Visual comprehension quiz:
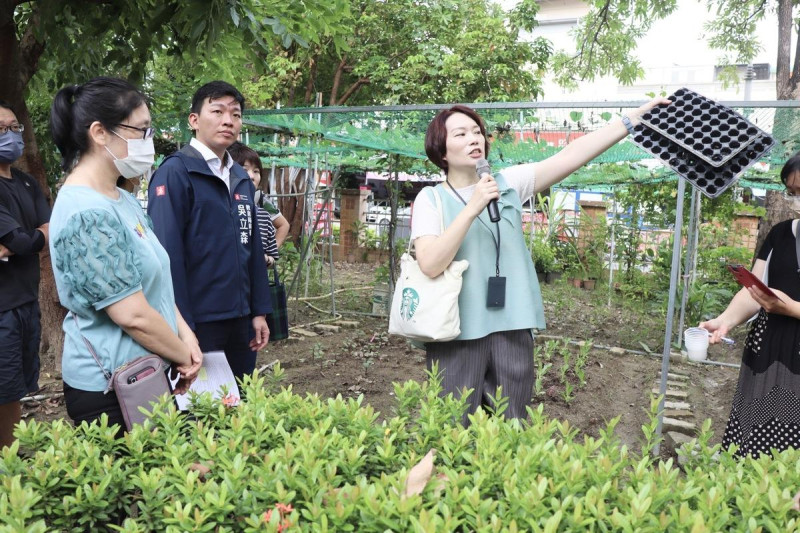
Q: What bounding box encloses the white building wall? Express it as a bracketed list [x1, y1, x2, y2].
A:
[527, 0, 782, 102]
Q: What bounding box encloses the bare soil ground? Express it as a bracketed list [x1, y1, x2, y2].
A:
[27, 261, 742, 457]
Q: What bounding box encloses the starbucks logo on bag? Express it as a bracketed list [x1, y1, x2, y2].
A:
[400, 288, 419, 320]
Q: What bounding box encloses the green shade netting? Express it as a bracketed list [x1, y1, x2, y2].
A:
[156, 103, 800, 191]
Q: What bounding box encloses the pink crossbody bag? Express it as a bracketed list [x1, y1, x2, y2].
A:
[72, 314, 172, 431]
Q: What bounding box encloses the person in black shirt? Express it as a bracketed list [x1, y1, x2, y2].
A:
[0, 100, 50, 448]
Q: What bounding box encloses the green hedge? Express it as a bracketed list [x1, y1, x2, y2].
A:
[2, 366, 799, 532]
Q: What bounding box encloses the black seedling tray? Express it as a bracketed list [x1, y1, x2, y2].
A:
[630, 87, 775, 198]
[640, 88, 767, 167]
[631, 123, 774, 198]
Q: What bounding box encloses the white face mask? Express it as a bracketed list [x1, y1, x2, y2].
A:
[788, 197, 800, 214]
[106, 131, 155, 179]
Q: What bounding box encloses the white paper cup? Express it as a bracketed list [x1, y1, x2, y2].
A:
[684, 327, 709, 362]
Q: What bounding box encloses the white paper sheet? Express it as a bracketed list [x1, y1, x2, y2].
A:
[174, 351, 240, 410]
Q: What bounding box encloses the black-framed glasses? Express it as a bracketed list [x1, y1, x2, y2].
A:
[0, 124, 24, 135]
[116, 123, 155, 139]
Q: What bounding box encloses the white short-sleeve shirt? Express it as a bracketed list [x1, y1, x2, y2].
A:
[410, 163, 537, 240]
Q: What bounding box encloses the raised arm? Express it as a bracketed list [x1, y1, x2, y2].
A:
[533, 98, 671, 194]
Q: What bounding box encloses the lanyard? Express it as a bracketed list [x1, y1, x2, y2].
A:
[445, 180, 501, 277]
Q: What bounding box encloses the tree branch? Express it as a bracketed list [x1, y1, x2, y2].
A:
[584, 0, 611, 75]
[336, 77, 370, 105]
[329, 55, 347, 105]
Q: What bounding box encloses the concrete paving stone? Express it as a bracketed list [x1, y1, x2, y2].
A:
[336, 320, 360, 328]
[659, 371, 690, 380]
[314, 324, 341, 333]
[293, 328, 319, 337]
[652, 380, 688, 389]
[665, 431, 694, 449]
[662, 417, 696, 434]
[651, 388, 688, 399]
[664, 401, 691, 410]
[664, 409, 694, 419]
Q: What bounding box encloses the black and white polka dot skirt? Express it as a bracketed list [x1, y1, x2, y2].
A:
[722, 310, 800, 457]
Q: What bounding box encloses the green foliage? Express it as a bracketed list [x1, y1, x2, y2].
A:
[550, 0, 679, 88]
[616, 269, 661, 304]
[12, 0, 351, 185]
[530, 235, 557, 274]
[269, 0, 552, 106]
[5, 368, 800, 531]
[579, 210, 608, 280]
[684, 281, 737, 325]
[702, 0, 769, 87]
[650, 217, 755, 322]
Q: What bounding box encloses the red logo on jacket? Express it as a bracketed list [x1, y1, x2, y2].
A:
[156, 185, 166, 196]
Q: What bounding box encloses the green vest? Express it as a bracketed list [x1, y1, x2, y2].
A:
[431, 174, 546, 341]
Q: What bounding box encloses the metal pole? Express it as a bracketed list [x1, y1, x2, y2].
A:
[654, 176, 687, 456]
[690, 196, 701, 284]
[608, 189, 617, 308]
[744, 64, 755, 103]
[676, 187, 699, 346]
[302, 93, 323, 299]
[244, 99, 799, 117]
[326, 163, 337, 317]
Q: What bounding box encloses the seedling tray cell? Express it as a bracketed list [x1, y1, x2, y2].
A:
[631, 123, 774, 199]
[640, 87, 768, 168]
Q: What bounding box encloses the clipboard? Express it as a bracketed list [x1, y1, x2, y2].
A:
[727, 264, 783, 302]
[173, 351, 240, 410]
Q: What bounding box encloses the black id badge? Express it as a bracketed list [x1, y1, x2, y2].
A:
[486, 276, 506, 308]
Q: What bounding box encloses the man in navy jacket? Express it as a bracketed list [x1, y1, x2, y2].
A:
[148, 81, 271, 380]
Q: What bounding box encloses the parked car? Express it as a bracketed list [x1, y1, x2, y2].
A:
[366, 204, 412, 238]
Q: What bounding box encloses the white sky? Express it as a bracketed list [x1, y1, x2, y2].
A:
[500, 0, 783, 68]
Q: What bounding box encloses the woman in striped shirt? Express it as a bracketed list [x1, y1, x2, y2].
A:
[229, 143, 280, 265]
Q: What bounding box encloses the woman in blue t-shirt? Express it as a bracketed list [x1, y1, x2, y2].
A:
[48, 77, 203, 433]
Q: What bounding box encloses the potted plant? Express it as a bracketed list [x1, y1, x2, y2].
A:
[581, 251, 603, 290]
[552, 236, 583, 287]
[530, 236, 557, 283]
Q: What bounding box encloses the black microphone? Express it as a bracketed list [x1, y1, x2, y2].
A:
[476, 158, 500, 222]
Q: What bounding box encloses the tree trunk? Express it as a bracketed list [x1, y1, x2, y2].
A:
[756, 190, 794, 260]
[337, 78, 370, 105]
[776, 0, 800, 101]
[304, 54, 318, 105]
[330, 56, 347, 106]
[753, 0, 800, 256]
[274, 167, 305, 247]
[287, 169, 305, 246]
[0, 1, 66, 371]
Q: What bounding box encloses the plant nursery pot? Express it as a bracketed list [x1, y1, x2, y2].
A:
[569, 278, 583, 288]
[371, 283, 390, 317]
[582, 279, 596, 290]
[545, 271, 563, 284]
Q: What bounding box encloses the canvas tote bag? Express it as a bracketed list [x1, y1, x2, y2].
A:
[389, 187, 468, 342]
